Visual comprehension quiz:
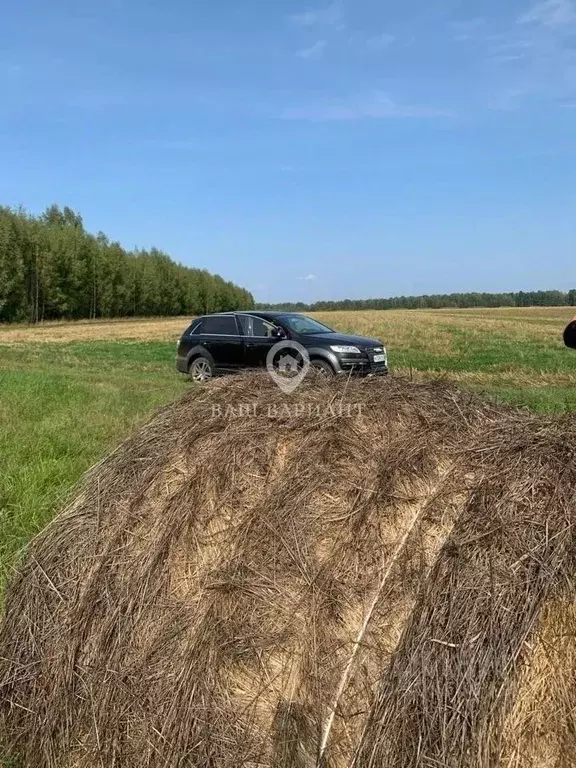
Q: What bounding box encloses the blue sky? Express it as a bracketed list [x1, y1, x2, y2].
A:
[1, 0, 575, 303]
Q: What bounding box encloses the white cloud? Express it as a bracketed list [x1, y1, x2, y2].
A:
[489, 87, 531, 111]
[492, 39, 534, 52]
[348, 32, 395, 51]
[482, 0, 576, 109]
[365, 32, 395, 49]
[450, 17, 486, 40]
[289, 2, 343, 27]
[492, 52, 528, 63]
[283, 92, 453, 121]
[299, 274, 317, 281]
[296, 40, 327, 59]
[519, 0, 576, 27]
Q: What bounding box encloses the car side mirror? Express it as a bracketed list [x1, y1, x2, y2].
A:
[272, 327, 286, 339]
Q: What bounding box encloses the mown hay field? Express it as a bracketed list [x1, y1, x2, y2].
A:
[0, 307, 575, 589]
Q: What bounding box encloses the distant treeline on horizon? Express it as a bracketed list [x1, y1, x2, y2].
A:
[257, 290, 576, 313]
[0, 205, 254, 323]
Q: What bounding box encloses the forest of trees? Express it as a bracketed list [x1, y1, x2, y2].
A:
[257, 289, 576, 313]
[0, 205, 254, 323]
[3, 204, 572, 324]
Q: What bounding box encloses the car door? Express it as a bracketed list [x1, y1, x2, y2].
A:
[238, 315, 283, 368]
[199, 315, 244, 369]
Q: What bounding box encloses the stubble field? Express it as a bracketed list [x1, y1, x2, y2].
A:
[1, 306, 575, 587]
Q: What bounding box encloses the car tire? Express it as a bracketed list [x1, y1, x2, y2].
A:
[310, 358, 335, 377]
[188, 355, 214, 383]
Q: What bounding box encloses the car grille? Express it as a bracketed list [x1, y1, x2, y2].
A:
[366, 347, 387, 369]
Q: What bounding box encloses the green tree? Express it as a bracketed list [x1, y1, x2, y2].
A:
[0, 212, 26, 321]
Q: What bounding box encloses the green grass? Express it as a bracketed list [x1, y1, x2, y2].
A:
[0, 341, 187, 587]
[482, 385, 576, 414]
[389, 326, 576, 413]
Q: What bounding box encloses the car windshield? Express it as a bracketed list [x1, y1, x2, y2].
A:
[279, 315, 334, 335]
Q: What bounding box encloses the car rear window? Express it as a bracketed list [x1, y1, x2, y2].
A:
[201, 316, 239, 335]
[187, 320, 202, 335]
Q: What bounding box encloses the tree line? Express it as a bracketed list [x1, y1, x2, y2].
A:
[0, 205, 254, 323]
[257, 290, 576, 313]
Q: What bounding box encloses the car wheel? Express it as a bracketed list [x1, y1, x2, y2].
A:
[310, 359, 335, 377]
[189, 356, 214, 383]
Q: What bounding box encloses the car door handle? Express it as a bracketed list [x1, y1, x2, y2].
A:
[245, 342, 257, 348]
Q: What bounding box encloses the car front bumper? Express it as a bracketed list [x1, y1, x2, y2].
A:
[336, 358, 389, 377]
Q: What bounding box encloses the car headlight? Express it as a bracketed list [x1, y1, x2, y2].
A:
[330, 345, 362, 354]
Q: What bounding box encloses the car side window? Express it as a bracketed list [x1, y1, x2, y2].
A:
[188, 321, 202, 335]
[238, 316, 277, 337]
[237, 315, 252, 335]
[255, 318, 277, 337]
[201, 316, 239, 335]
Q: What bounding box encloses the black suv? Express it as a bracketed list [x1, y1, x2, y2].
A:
[176, 311, 388, 382]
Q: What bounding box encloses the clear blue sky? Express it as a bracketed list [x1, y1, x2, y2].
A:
[1, 0, 575, 303]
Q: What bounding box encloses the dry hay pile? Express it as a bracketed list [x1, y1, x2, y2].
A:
[1, 374, 576, 768]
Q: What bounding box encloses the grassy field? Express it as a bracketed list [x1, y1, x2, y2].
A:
[1, 307, 575, 588]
